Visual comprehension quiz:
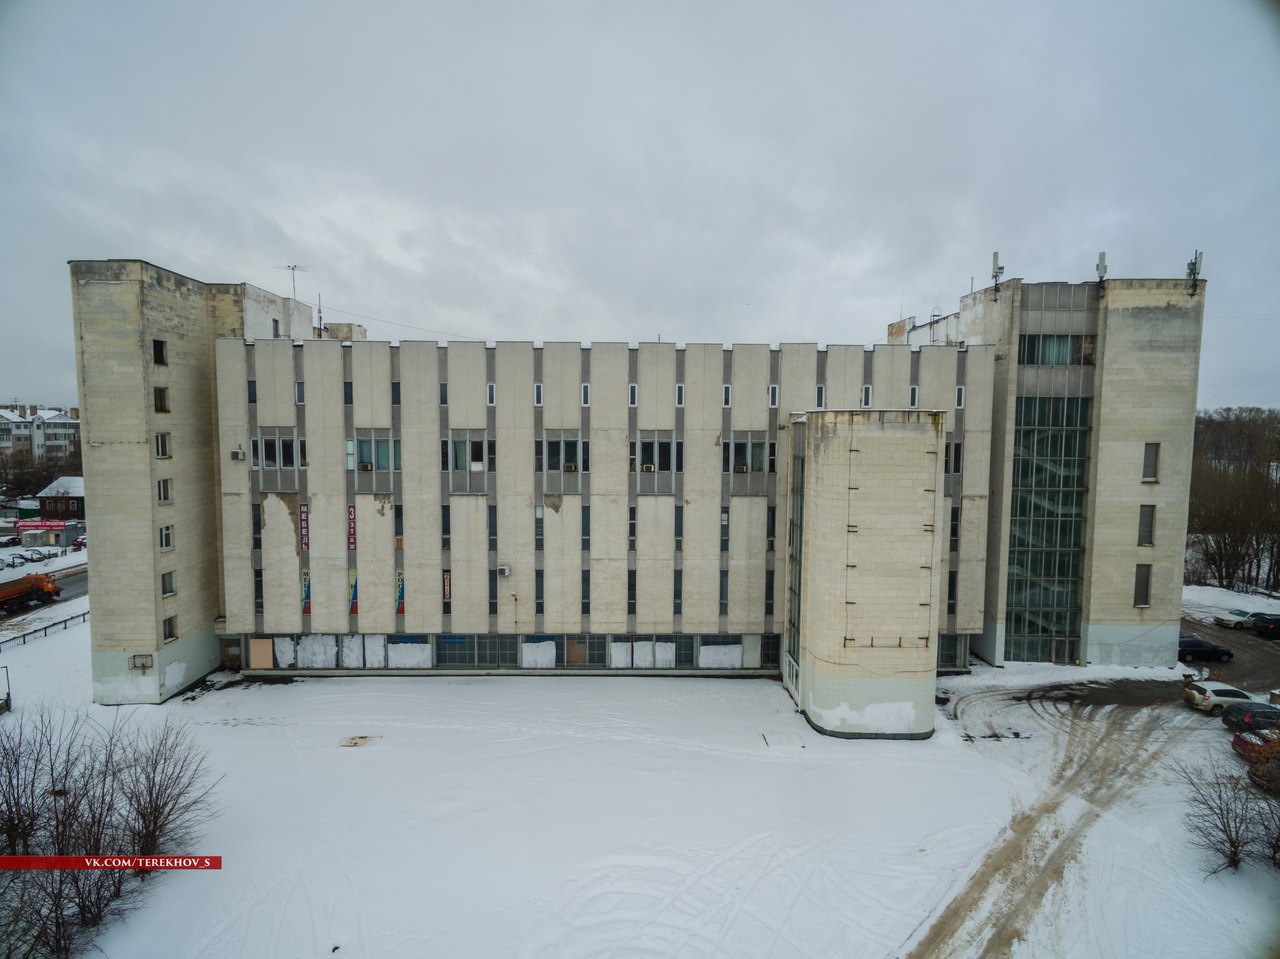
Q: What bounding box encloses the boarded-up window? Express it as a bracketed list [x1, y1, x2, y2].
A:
[1134, 564, 1152, 607]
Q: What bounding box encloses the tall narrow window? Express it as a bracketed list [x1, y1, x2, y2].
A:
[766, 506, 776, 551]
[950, 505, 960, 548]
[251, 503, 261, 550]
[1142, 443, 1160, 481]
[627, 569, 636, 615]
[155, 432, 171, 458]
[534, 382, 543, 406]
[391, 382, 401, 405]
[955, 385, 965, 409]
[535, 506, 544, 551]
[581, 505, 590, 551]
[157, 478, 172, 504]
[487, 383, 496, 406]
[152, 339, 167, 365]
[723, 385, 732, 407]
[764, 569, 774, 616]
[439, 382, 448, 405]
[1138, 505, 1156, 547]
[862, 384, 872, 408]
[816, 384, 825, 409]
[536, 569, 544, 614]
[581, 383, 591, 407]
[909, 385, 919, 408]
[489, 568, 498, 615]
[441, 505, 451, 550]
[673, 569, 683, 615]
[628, 383, 638, 407]
[769, 384, 779, 408]
[674, 505, 683, 551]
[581, 569, 591, 615]
[154, 388, 170, 413]
[247, 381, 256, 404]
[343, 381, 353, 405]
[160, 571, 176, 597]
[394, 504, 404, 539]
[719, 570, 729, 615]
[720, 508, 730, 552]
[159, 525, 174, 551]
[676, 383, 685, 408]
[163, 615, 179, 642]
[1133, 564, 1152, 607]
[628, 506, 636, 551]
[488, 505, 498, 551]
[947, 570, 958, 615]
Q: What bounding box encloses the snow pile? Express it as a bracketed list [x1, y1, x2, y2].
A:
[1184, 584, 1280, 624]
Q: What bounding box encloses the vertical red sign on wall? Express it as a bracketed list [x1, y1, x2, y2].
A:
[347, 504, 357, 550]
[299, 503, 310, 551]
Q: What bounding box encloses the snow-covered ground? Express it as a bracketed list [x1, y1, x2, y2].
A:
[1183, 584, 1280, 625]
[0, 543, 87, 578]
[0, 590, 1276, 958]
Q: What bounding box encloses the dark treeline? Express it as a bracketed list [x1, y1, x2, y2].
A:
[0, 450, 82, 499]
[1186, 407, 1280, 593]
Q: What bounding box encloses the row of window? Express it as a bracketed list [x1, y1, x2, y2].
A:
[240, 378, 966, 412]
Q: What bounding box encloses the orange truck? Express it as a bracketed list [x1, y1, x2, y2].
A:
[0, 573, 61, 615]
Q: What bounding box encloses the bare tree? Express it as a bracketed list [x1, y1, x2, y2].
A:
[1249, 794, 1280, 870]
[1174, 758, 1256, 874]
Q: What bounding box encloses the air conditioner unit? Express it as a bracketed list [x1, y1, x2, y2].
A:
[734, 464, 749, 473]
[563, 463, 577, 473]
[230, 449, 245, 461]
[641, 464, 656, 472]
[497, 565, 511, 577]
[358, 463, 373, 471]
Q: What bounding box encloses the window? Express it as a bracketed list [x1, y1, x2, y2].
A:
[719, 570, 729, 615]
[581, 569, 591, 615]
[673, 569, 682, 615]
[441, 505, 451, 550]
[1138, 505, 1156, 547]
[628, 506, 636, 551]
[723, 384, 732, 407]
[443, 571, 452, 616]
[488, 504, 498, 551]
[160, 571, 176, 597]
[720, 507, 730, 552]
[272, 318, 281, 338]
[534, 506, 544, 551]
[539, 433, 589, 475]
[290, 381, 302, 404]
[536, 569, 545, 614]
[487, 382, 496, 406]
[253, 569, 264, 614]
[157, 478, 172, 504]
[947, 570, 958, 615]
[862, 384, 872, 408]
[909, 385, 919, 409]
[1017, 334, 1096, 366]
[581, 505, 590, 551]
[581, 383, 591, 407]
[154, 387, 170, 413]
[155, 432, 171, 459]
[159, 525, 174, 551]
[343, 381, 353, 405]
[950, 505, 960, 548]
[631, 432, 680, 476]
[956, 385, 965, 409]
[769, 384, 779, 408]
[766, 506, 776, 552]
[489, 569, 498, 616]
[394, 504, 404, 539]
[723, 432, 769, 474]
[676, 383, 685, 408]
[628, 383, 638, 407]
[439, 382, 448, 405]
[1142, 443, 1160, 482]
[534, 382, 543, 407]
[1134, 564, 1152, 607]
[674, 505, 683, 552]
[251, 504, 261, 550]
[816, 384, 825, 409]
[765, 569, 775, 616]
[246, 381, 257, 404]
[627, 569, 636, 615]
[945, 441, 963, 475]
[153, 339, 167, 365]
[391, 381, 400, 405]
[163, 615, 178, 643]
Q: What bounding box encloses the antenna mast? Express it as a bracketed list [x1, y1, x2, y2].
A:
[278, 264, 307, 300]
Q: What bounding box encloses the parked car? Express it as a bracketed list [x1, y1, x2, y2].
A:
[1183, 680, 1259, 716]
[72, 536, 86, 550]
[1178, 635, 1233, 663]
[1231, 730, 1280, 764]
[1254, 616, 1280, 640]
[0, 536, 20, 547]
[20, 550, 49, 563]
[1222, 701, 1280, 732]
[1248, 761, 1280, 798]
[1214, 608, 1265, 630]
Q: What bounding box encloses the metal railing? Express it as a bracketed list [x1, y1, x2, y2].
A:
[0, 610, 90, 652]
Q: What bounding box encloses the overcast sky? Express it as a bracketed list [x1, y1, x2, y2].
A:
[2, 0, 1277, 410]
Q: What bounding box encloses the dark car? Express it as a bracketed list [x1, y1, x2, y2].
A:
[1253, 615, 1280, 640]
[1178, 635, 1234, 663]
[0, 536, 20, 547]
[1222, 701, 1280, 733]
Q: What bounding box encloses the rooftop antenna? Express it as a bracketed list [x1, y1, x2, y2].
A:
[1186, 249, 1203, 295]
[277, 264, 307, 300]
[992, 252, 1005, 301]
[317, 292, 324, 336]
[1096, 252, 1107, 297]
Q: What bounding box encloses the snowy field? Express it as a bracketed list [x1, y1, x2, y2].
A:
[1, 592, 1278, 958]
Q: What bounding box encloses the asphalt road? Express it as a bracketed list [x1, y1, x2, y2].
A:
[56, 570, 87, 603]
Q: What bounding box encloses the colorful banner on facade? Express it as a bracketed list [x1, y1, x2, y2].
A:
[348, 569, 358, 614]
[443, 570, 451, 601]
[347, 504, 357, 550]
[299, 503, 309, 551]
[301, 568, 311, 614]
[16, 520, 67, 530]
[396, 568, 404, 615]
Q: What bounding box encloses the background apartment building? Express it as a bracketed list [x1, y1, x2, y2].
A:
[71, 260, 1204, 740]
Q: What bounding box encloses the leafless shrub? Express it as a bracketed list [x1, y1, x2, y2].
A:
[0, 704, 219, 958]
[1173, 758, 1256, 874]
[1249, 794, 1280, 870]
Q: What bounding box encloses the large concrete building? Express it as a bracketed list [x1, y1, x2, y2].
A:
[71, 260, 1205, 739]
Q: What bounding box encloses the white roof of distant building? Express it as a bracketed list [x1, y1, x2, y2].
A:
[36, 476, 84, 498]
[0, 410, 23, 423]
